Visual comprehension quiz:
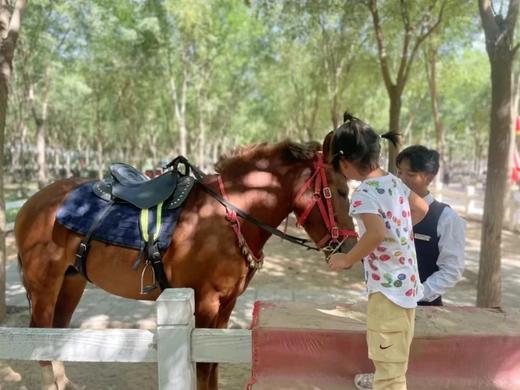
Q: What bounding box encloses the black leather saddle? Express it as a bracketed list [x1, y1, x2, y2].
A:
[93, 162, 195, 209]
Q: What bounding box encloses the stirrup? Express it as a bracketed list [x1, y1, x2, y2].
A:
[140, 260, 157, 294]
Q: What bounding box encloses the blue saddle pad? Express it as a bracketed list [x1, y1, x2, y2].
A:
[56, 181, 182, 251]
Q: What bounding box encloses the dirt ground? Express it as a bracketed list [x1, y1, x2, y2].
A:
[1, 215, 519, 390]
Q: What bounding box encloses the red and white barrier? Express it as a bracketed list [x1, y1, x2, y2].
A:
[247, 302, 520, 390]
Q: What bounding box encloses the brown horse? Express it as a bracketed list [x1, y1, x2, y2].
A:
[15, 135, 357, 390]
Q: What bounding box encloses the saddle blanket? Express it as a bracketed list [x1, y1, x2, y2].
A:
[56, 181, 182, 251]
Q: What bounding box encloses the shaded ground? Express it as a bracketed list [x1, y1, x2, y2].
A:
[1, 211, 519, 389]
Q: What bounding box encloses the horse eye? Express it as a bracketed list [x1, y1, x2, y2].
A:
[337, 189, 347, 198]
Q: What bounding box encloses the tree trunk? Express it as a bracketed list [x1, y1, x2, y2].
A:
[513, 73, 520, 165]
[388, 88, 402, 174]
[0, 51, 7, 325]
[65, 152, 71, 177]
[149, 130, 158, 166]
[170, 72, 188, 157]
[212, 139, 219, 170]
[96, 135, 104, 180]
[0, 0, 27, 323]
[197, 115, 205, 168]
[425, 47, 445, 188]
[19, 122, 27, 194]
[196, 86, 206, 168]
[477, 0, 519, 308]
[30, 67, 51, 189]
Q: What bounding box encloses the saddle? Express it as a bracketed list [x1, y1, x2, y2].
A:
[75, 156, 198, 293]
[93, 162, 195, 210]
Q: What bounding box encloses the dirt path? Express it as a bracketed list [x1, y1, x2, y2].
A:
[1, 216, 519, 389]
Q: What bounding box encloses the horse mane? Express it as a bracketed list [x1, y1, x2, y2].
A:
[215, 140, 321, 173]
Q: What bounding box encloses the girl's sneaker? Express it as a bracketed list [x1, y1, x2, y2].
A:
[354, 373, 374, 390]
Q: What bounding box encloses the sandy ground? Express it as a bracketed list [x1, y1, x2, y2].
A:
[1, 211, 519, 389]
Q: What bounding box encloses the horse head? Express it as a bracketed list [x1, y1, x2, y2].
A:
[289, 131, 358, 260]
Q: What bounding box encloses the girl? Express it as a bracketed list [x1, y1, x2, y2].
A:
[328, 113, 428, 390]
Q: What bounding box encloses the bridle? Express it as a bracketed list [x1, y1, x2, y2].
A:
[293, 151, 358, 261]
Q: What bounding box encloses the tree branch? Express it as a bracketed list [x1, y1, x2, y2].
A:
[368, 0, 395, 90]
[506, 0, 520, 34]
[479, 0, 499, 45]
[512, 42, 520, 57]
[396, 0, 413, 88]
[402, 0, 446, 87]
[5, 0, 26, 52]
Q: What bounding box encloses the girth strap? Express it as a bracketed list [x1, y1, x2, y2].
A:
[75, 201, 115, 282]
[139, 203, 170, 291]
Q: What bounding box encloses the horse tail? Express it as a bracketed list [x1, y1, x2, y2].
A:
[17, 253, 32, 313]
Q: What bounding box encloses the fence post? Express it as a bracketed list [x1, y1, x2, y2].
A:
[510, 189, 520, 231]
[156, 288, 196, 390]
[465, 185, 475, 216]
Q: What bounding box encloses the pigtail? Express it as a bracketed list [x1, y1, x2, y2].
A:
[380, 131, 401, 148]
[343, 112, 355, 123]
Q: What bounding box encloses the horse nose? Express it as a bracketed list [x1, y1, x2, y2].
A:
[339, 237, 357, 253]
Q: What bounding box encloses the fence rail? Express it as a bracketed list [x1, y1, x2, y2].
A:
[432, 184, 520, 231]
[0, 289, 250, 389]
[0, 327, 252, 364]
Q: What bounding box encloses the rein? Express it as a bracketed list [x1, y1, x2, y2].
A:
[200, 176, 319, 251]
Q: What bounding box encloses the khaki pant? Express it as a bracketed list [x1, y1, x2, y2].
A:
[366, 292, 415, 390]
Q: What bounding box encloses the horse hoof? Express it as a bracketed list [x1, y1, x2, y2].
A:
[41, 365, 58, 390]
[41, 383, 59, 390]
[55, 375, 82, 390]
[59, 380, 83, 390]
[0, 366, 22, 382]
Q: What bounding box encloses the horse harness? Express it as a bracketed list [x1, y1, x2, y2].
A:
[74, 154, 357, 294]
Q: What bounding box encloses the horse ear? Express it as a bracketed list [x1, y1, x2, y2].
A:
[322, 131, 334, 163]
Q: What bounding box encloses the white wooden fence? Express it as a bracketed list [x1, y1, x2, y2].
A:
[0, 289, 252, 389]
[432, 184, 520, 231]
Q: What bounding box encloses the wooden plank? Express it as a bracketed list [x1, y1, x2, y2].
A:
[0, 328, 156, 362]
[0, 327, 253, 364]
[157, 324, 196, 390]
[156, 288, 195, 326]
[192, 329, 252, 363]
[156, 289, 196, 390]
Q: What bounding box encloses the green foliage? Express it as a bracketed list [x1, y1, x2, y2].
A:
[6, 0, 491, 168]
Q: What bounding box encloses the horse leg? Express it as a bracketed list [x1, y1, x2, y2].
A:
[51, 270, 87, 390]
[194, 294, 222, 390]
[21, 245, 69, 390]
[196, 295, 239, 390]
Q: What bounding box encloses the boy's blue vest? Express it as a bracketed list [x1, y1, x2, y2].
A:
[413, 200, 448, 306]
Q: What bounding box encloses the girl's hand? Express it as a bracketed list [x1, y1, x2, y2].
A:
[328, 253, 353, 271]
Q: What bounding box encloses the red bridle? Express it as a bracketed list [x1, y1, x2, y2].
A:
[294, 152, 358, 248]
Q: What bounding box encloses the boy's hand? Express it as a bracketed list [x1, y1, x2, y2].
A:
[328, 253, 353, 271]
